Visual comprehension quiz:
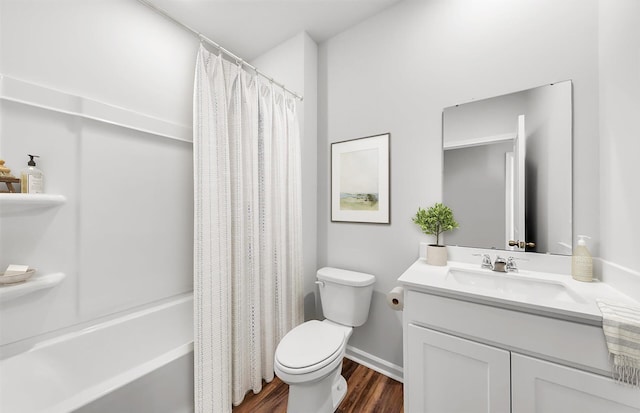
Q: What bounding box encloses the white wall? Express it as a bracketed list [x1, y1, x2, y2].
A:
[598, 0, 640, 275]
[251, 32, 319, 320]
[0, 0, 196, 350]
[318, 0, 600, 368]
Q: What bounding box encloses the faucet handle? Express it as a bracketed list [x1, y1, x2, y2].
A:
[506, 257, 519, 272]
[478, 253, 493, 269]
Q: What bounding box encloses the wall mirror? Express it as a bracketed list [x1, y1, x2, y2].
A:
[442, 81, 572, 255]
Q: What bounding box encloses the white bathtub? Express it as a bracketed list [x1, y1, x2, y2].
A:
[0, 294, 194, 413]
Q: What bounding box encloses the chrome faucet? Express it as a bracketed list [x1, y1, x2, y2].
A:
[477, 253, 521, 273]
[493, 256, 507, 272]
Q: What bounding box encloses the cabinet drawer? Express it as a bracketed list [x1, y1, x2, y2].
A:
[404, 290, 611, 375]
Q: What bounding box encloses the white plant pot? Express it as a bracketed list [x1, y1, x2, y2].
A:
[426, 244, 448, 266]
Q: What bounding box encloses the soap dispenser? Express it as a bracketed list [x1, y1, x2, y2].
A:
[20, 154, 44, 194]
[571, 235, 593, 282]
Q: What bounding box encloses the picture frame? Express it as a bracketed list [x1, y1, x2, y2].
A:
[331, 133, 390, 224]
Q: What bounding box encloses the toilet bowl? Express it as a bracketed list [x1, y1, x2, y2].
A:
[274, 320, 351, 412]
[274, 267, 375, 413]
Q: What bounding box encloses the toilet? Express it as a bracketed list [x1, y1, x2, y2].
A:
[274, 267, 376, 413]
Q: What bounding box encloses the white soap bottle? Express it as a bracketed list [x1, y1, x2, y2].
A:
[20, 154, 44, 194]
[571, 235, 593, 282]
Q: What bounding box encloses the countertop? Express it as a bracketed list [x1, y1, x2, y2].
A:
[398, 258, 639, 326]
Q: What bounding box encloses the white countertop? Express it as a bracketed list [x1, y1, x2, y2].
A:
[398, 258, 639, 326]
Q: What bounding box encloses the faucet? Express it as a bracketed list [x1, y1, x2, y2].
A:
[493, 256, 507, 272]
[477, 253, 520, 273]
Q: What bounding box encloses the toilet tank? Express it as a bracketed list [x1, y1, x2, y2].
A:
[316, 267, 375, 327]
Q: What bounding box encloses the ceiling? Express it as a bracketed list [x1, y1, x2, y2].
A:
[144, 0, 403, 61]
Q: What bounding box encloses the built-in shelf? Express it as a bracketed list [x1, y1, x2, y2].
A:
[0, 193, 67, 215]
[0, 194, 67, 302]
[0, 272, 66, 301]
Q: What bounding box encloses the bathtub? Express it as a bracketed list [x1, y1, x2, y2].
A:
[0, 294, 194, 413]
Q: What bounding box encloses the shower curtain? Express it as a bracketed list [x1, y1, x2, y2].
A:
[193, 44, 304, 412]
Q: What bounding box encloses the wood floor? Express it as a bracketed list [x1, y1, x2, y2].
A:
[232, 358, 404, 413]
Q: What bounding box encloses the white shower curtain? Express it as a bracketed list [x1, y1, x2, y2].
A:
[193, 44, 304, 412]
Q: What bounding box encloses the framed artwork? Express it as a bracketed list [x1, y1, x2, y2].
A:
[331, 133, 390, 224]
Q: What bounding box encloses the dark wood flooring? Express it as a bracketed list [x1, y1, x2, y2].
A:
[232, 358, 404, 413]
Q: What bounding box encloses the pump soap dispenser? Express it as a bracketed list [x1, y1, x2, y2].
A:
[20, 154, 44, 194]
[571, 235, 593, 282]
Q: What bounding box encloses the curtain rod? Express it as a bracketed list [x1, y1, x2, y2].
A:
[136, 0, 304, 101]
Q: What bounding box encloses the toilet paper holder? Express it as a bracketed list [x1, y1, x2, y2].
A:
[386, 286, 404, 311]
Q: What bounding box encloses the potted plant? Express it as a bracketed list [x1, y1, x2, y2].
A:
[412, 203, 459, 266]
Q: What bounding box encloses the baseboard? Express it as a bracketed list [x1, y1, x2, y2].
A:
[345, 345, 403, 383]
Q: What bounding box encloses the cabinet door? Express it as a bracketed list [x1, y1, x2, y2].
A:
[406, 324, 511, 413]
[512, 353, 640, 413]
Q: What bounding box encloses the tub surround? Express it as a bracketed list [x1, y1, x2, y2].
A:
[0, 0, 195, 353]
[0, 294, 193, 413]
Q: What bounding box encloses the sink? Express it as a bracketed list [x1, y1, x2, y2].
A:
[446, 268, 586, 304]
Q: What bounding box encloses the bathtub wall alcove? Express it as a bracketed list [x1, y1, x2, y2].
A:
[0, 1, 197, 411]
[0, 295, 194, 413]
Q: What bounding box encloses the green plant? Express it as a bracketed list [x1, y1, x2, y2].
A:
[412, 203, 459, 246]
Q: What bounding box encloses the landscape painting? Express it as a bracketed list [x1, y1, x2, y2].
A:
[340, 148, 379, 211]
[331, 133, 390, 224]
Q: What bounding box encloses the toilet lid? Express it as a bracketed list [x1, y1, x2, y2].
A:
[275, 320, 345, 370]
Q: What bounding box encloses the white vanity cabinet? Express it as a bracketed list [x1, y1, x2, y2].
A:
[512, 353, 640, 413]
[406, 324, 510, 412]
[401, 288, 640, 413]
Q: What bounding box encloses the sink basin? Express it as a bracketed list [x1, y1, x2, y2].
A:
[446, 268, 586, 304]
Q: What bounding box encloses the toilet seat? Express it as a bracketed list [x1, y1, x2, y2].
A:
[275, 320, 346, 375]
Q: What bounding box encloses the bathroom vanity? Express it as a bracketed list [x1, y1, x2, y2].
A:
[398, 252, 640, 413]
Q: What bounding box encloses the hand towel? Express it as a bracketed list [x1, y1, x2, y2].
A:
[596, 299, 640, 387]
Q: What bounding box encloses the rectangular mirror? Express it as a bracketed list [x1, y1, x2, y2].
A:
[443, 81, 572, 255]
